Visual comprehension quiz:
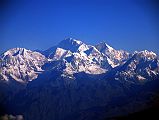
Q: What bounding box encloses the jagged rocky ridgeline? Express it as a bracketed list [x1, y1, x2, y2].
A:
[0, 38, 158, 83]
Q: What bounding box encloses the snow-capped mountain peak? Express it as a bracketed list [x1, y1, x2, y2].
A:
[95, 42, 130, 67]
[0, 48, 46, 82]
[65, 37, 83, 45]
[95, 42, 114, 52]
[58, 38, 83, 51]
[43, 39, 111, 75]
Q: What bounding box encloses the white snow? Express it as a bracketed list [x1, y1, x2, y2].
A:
[137, 75, 146, 81]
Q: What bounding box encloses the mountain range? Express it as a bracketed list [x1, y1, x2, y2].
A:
[0, 38, 159, 120]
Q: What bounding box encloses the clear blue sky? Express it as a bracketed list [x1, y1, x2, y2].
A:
[0, 0, 159, 54]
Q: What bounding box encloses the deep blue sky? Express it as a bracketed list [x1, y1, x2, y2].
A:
[0, 0, 159, 54]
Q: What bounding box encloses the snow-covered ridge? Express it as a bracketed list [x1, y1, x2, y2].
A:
[133, 50, 157, 60]
[0, 48, 46, 83]
[95, 42, 130, 67]
[114, 49, 159, 83]
[0, 38, 158, 83]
